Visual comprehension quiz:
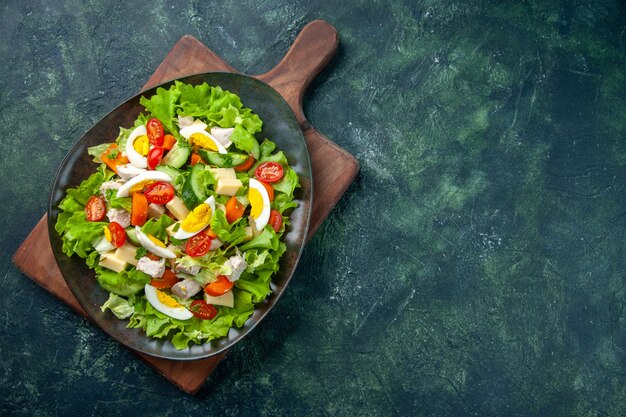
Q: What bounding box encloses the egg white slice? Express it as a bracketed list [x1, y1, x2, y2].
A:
[180, 124, 228, 154]
[144, 284, 193, 320]
[116, 171, 173, 198]
[125, 125, 148, 168]
[248, 178, 271, 230]
[173, 196, 216, 240]
[135, 226, 177, 259]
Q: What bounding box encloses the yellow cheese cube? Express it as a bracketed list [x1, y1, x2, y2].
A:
[99, 252, 128, 273]
[210, 168, 236, 180]
[166, 196, 190, 220]
[215, 178, 242, 196]
[114, 241, 139, 266]
[204, 290, 234, 307]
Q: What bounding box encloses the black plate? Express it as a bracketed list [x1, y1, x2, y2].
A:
[47, 73, 312, 360]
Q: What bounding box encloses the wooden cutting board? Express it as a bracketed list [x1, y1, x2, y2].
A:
[12, 20, 358, 394]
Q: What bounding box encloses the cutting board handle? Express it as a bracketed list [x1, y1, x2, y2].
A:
[255, 20, 339, 128]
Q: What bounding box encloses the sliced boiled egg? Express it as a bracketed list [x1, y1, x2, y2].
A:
[125, 125, 149, 168]
[135, 226, 176, 259]
[144, 284, 193, 320]
[248, 178, 271, 230]
[173, 196, 216, 240]
[180, 123, 228, 154]
[116, 171, 173, 198]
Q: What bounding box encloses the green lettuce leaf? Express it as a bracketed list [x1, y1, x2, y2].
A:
[140, 86, 181, 134]
[272, 167, 300, 198]
[235, 270, 273, 303]
[101, 293, 135, 319]
[56, 211, 106, 258]
[95, 267, 151, 297]
[239, 228, 279, 251]
[274, 193, 298, 214]
[140, 214, 174, 242]
[128, 289, 255, 350]
[243, 249, 271, 272]
[210, 210, 248, 244]
[259, 150, 288, 165]
[175, 82, 262, 134]
[65, 165, 114, 205]
[259, 139, 276, 157]
[105, 189, 131, 212]
[229, 125, 260, 159]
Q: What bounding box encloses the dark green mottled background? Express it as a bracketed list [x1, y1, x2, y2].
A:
[1, 1, 625, 416]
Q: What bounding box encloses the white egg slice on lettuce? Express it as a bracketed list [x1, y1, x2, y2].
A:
[135, 226, 177, 259]
[180, 123, 229, 154]
[144, 284, 193, 320]
[125, 125, 149, 168]
[248, 178, 271, 230]
[116, 171, 173, 198]
[173, 196, 216, 240]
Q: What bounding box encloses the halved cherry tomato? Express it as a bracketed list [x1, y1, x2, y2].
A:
[186, 231, 213, 257]
[150, 268, 180, 289]
[85, 195, 106, 222]
[189, 300, 218, 320]
[255, 162, 284, 183]
[190, 152, 205, 166]
[234, 155, 255, 172]
[260, 181, 274, 202]
[162, 134, 176, 151]
[225, 196, 245, 223]
[144, 181, 175, 205]
[204, 275, 233, 296]
[131, 192, 148, 226]
[146, 118, 164, 147]
[101, 143, 129, 173]
[108, 222, 126, 248]
[147, 147, 164, 170]
[269, 210, 282, 232]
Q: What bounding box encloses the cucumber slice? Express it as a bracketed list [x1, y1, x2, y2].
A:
[125, 228, 141, 246]
[181, 164, 215, 209]
[197, 149, 248, 168]
[162, 141, 190, 168]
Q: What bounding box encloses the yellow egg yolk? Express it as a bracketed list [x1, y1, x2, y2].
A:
[156, 289, 183, 308]
[103, 226, 112, 242]
[129, 180, 155, 194]
[181, 203, 212, 232]
[133, 135, 150, 155]
[147, 234, 166, 248]
[249, 188, 263, 218]
[189, 132, 218, 151]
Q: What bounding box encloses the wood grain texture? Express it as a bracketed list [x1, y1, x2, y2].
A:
[13, 20, 357, 394]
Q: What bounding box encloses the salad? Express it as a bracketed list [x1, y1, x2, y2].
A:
[55, 81, 300, 350]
